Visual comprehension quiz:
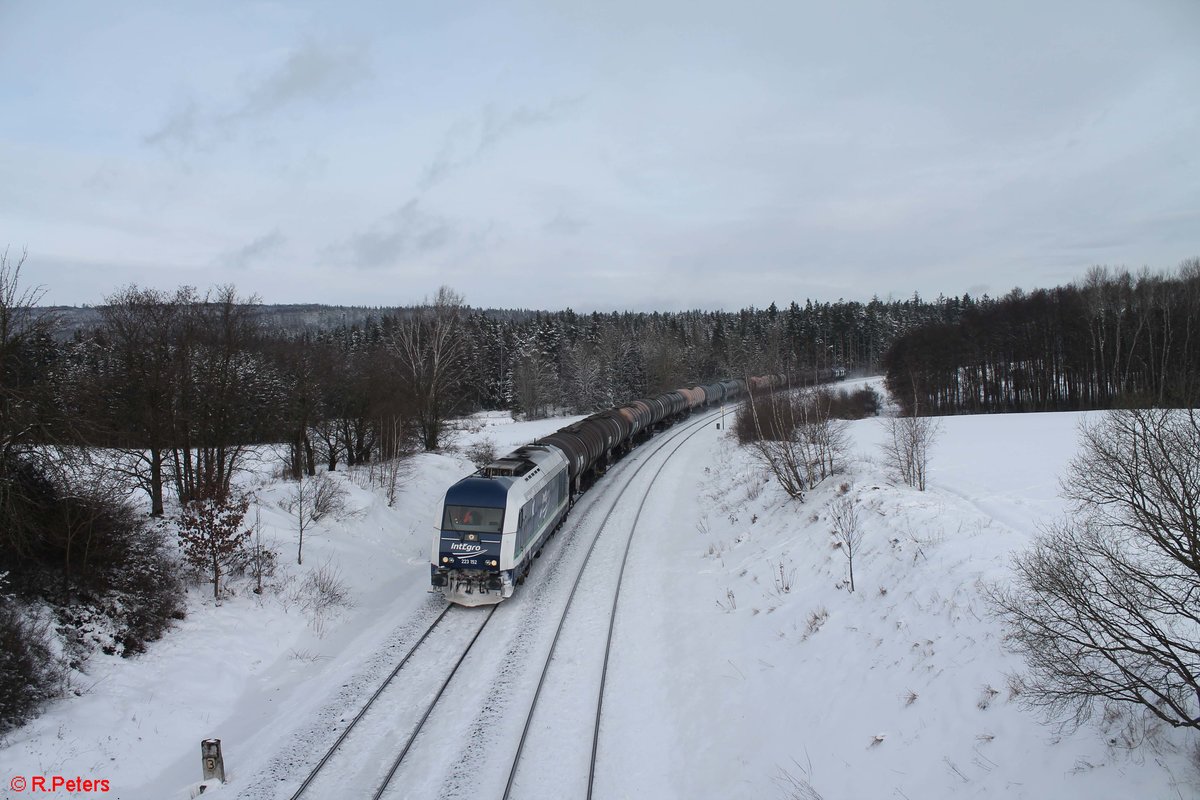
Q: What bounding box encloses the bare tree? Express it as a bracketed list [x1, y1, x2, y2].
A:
[510, 351, 560, 419]
[171, 286, 279, 502]
[283, 472, 347, 564]
[0, 248, 59, 559]
[245, 506, 276, 595]
[388, 286, 468, 451]
[740, 385, 848, 501]
[465, 437, 498, 470]
[805, 391, 850, 483]
[0, 248, 51, 461]
[743, 387, 809, 500]
[880, 412, 939, 491]
[97, 285, 190, 515]
[990, 408, 1200, 732]
[289, 472, 311, 566]
[830, 494, 864, 592]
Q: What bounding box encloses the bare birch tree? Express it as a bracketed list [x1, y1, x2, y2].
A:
[389, 286, 467, 451]
[830, 494, 864, 592]
[880, 412, 939, 491]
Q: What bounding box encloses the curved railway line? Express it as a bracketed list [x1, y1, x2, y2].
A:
[281, 405, 730, 800]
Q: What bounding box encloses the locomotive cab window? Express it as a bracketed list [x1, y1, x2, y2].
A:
[444, 505, 504, 532]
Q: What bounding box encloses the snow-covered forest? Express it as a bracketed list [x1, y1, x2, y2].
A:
[885, 262, 1200, 414]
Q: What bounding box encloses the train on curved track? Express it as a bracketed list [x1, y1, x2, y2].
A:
[430, 375, 794, 606]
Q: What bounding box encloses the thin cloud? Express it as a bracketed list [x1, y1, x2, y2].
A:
[144, 99, 204, 151]
[543, 210, 587, 235]
[144, 39, 369, 152]
[332, 199, 456, 269]
[419, 96, 582, 191]
[227, 39, 370, 122]
[223, 230, 285, 270]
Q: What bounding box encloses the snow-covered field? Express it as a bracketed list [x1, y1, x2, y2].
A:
[1, 386, 1195, 799]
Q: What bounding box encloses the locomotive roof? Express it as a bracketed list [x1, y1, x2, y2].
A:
[481, 444, 559, 478]
[443, 444, 565, 508]
[444, 476, 511, 507]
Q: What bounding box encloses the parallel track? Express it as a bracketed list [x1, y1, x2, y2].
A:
[287, 604, 496, 800]
[287, 404, 730, 800]
[502, 405, 728, 800]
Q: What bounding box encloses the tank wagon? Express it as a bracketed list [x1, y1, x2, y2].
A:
[431, 374, 786, 605]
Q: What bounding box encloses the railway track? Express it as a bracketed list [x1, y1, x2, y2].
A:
[501, 405, 726, 800]
[285, 604, 496, 800]
[280, 405, 729, 800]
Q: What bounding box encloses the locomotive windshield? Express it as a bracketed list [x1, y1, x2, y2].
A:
[443, 505, 504, 533]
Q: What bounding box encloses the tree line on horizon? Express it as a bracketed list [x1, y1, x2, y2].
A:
[36, 283, 947, 511]
[884, 260, 1200, 414]
[5, 250, 1197, 519]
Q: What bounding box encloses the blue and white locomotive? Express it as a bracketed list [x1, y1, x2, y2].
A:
[431, 444, 570, 606]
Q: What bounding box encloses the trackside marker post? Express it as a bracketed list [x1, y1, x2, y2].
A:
[201, 739, 225, 783]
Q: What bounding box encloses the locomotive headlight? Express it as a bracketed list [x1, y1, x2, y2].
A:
[489, 559, 498, 567]
[465, 533, 478, 542]
[442, 556, 451, 564]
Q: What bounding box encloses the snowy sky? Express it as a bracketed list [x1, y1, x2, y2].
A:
[3, 0, 1198, 311]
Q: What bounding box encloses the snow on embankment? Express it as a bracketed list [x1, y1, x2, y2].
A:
[639, 409, 1195, 799]
[0, 412, 578, 800]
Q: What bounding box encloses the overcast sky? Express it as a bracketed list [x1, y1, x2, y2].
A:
[2, 1, 1197, 311]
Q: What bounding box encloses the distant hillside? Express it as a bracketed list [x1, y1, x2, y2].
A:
[36, 303, 551, 339]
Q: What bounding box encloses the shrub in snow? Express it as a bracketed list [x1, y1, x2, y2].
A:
[803, 607, 829, 639]
[465, 437, 499, 470]
[292, 561, 353, 635]
[736, 389, 848, 500]
[716, 588, 736, 612]
[0, 594, 62, 733]
[772, 560, 796, 595]
[228, 508, 277, 596]
[353, 453, 413, 508]
[100, 521, 185, 655]
[772, 761, 824, 800]
[281, 472, 349, 564]
[977, 685, 1000, 710]
[807, 385, 882, 421]
[178, 490, 253, 600]
[879, 414, 939, 491]
[0, 452, 184, 662]
[307, 473, 348, 522]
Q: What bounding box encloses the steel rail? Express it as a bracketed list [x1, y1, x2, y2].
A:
[372, 605, 498, 799]
[502, 406, 728, 800]
[287, 603, 454, 800]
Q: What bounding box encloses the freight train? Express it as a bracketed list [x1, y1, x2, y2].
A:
[431, 377, 784, 606]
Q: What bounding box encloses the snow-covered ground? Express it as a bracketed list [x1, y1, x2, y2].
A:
[1, 387, 1196, 799]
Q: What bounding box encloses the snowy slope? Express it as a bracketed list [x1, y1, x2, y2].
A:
[605, 405, 1194, 799]
[1, 396, 1195, 800]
